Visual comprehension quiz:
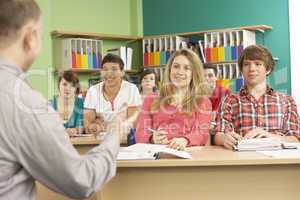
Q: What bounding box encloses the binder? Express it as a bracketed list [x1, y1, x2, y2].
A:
[148, 39, 155, 66]
[204, 33, 212, 62]
[153, 38, 160, 66]
[235, 77, 244, 91]
[97, 40, 103, 68]
[224, 32, 232, 61]
[211, 32, 218, 62]
[143, 39, 149, 66]
[230, 32, 238, 60]
[71, 39, 76, 68]
[81, 39, 88, 68]
[217, 32, 225, 61]
[198, 40, 206, 63]
[92, 40, 98, 68]
[126, 47, 133, 70]
[76, 39, 82, 68]
[165, 36, 171, 63]
[86, 40, 93, 69]
[159, 37, 167, 65]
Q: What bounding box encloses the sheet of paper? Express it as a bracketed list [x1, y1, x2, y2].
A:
[257, 149, 300, 158]
[120, 143, 192, 159]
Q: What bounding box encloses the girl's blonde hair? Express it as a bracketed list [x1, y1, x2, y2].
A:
[151, 49, 209, 114]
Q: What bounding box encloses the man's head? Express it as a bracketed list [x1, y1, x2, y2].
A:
[203, 64, 218, 89]
[0, 0, 42, 71]
[238, 45, 275, 87]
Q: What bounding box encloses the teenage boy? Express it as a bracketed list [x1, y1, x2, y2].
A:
[213, 45, 300, 150]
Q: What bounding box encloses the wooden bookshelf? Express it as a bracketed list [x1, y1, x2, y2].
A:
[52, 30, 142, 41]
[53, 68, 141, 74]
[143, 25, 272, 39]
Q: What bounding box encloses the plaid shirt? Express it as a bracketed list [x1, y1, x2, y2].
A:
[214, 86, 300, 137]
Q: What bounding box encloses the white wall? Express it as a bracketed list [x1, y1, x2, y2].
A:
[289, 0, 300, 107]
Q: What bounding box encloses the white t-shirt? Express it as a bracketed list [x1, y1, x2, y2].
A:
[84, 80, 142, 122]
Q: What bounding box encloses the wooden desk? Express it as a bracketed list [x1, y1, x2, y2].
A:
[38, 139, 300, 200]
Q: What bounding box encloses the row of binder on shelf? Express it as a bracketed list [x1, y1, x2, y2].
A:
[106, 46, 133, 70]
[204, 30, 256, 63]
[213, 62, 244, 93]
[217, 78, 244, 93]
[143, 36, 202, 67]
[54, 38, 103, 69]
[145, 64, 244, 93]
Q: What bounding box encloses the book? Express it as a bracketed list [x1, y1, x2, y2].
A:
[234, 138, 283, 151]
[117, 143, 192, 160]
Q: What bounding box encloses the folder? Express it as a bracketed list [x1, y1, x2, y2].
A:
[159, 37, 166, 65]
[148, 39, 155, 66]
[230, 32, 237, 60]
[204, 33, 212, 62]
[143, 39, 149, 66]
[235, 78, 244, 91]
[153, 38, 160, 66]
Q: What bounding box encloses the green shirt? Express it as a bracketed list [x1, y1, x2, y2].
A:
[50, 96, 84, 129]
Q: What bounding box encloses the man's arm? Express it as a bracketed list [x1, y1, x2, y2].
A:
[11, 86, 121, 199]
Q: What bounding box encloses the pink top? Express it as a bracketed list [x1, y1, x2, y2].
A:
[136, 95, 212, 146]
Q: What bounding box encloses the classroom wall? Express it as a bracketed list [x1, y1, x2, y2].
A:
[32, 0, 143, 98]
[143, 0, 291, 94]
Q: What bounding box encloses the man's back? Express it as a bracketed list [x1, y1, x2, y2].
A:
[0, 60, 120, 200]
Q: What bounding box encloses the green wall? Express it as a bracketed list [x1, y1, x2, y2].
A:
[32, 0, 143, 98]
[143, 0, 291, 94]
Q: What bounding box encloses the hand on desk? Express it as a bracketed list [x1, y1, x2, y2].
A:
[223, 132, 243, 150]
[66, 128, 78, 137]
[168, 138, 188, 151]
[244, 128, 276, 139]
[152, 130, 169, 145]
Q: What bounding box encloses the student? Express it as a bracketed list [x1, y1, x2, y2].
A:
[136, 49, 212, 150]
[139, 68, 159, 101]
[214, 45, 300, 150]
[0, 1, 123, 199]
[50, 70, 84, 136]
[84, 53, 142, 134]
[203, 63, 230, 113]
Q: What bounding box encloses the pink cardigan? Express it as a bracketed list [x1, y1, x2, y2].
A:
[136, 95, 212, 146]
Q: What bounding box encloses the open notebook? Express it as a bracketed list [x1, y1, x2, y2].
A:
[117, 143, 192, 160]
[234, 138, 300, 151]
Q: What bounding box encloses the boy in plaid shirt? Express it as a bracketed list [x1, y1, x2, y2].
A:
[214, 45, 300, 150]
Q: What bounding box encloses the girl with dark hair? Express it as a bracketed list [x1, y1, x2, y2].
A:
[50, 70, 84, 136]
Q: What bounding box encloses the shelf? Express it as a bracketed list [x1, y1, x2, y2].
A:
[143, 25, 272, 39]
[53, 68, 141, 74]
[143, 65, 166, 69]
[52, 30, 142, 41]
[205, 60, 238, 65]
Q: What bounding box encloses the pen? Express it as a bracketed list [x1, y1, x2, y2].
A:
[147, 128, 157, 133]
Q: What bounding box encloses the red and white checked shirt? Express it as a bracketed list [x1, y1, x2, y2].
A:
[214, 86, 300, 137]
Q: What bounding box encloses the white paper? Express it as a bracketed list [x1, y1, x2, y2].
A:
[118, 143, 192, 160]
[257, 149, 300, 158]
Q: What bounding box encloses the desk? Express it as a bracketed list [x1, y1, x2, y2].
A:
[38, 139, 300, 200]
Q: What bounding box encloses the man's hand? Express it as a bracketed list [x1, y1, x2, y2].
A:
[106, 115, 125, 144]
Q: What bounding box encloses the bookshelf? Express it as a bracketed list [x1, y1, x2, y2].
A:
[51, 30, 143, 73]
[141, 25, 272, 93]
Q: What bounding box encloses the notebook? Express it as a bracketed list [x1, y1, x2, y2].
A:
[234, 138, 283, 151]
[117, 143, 192, 160]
